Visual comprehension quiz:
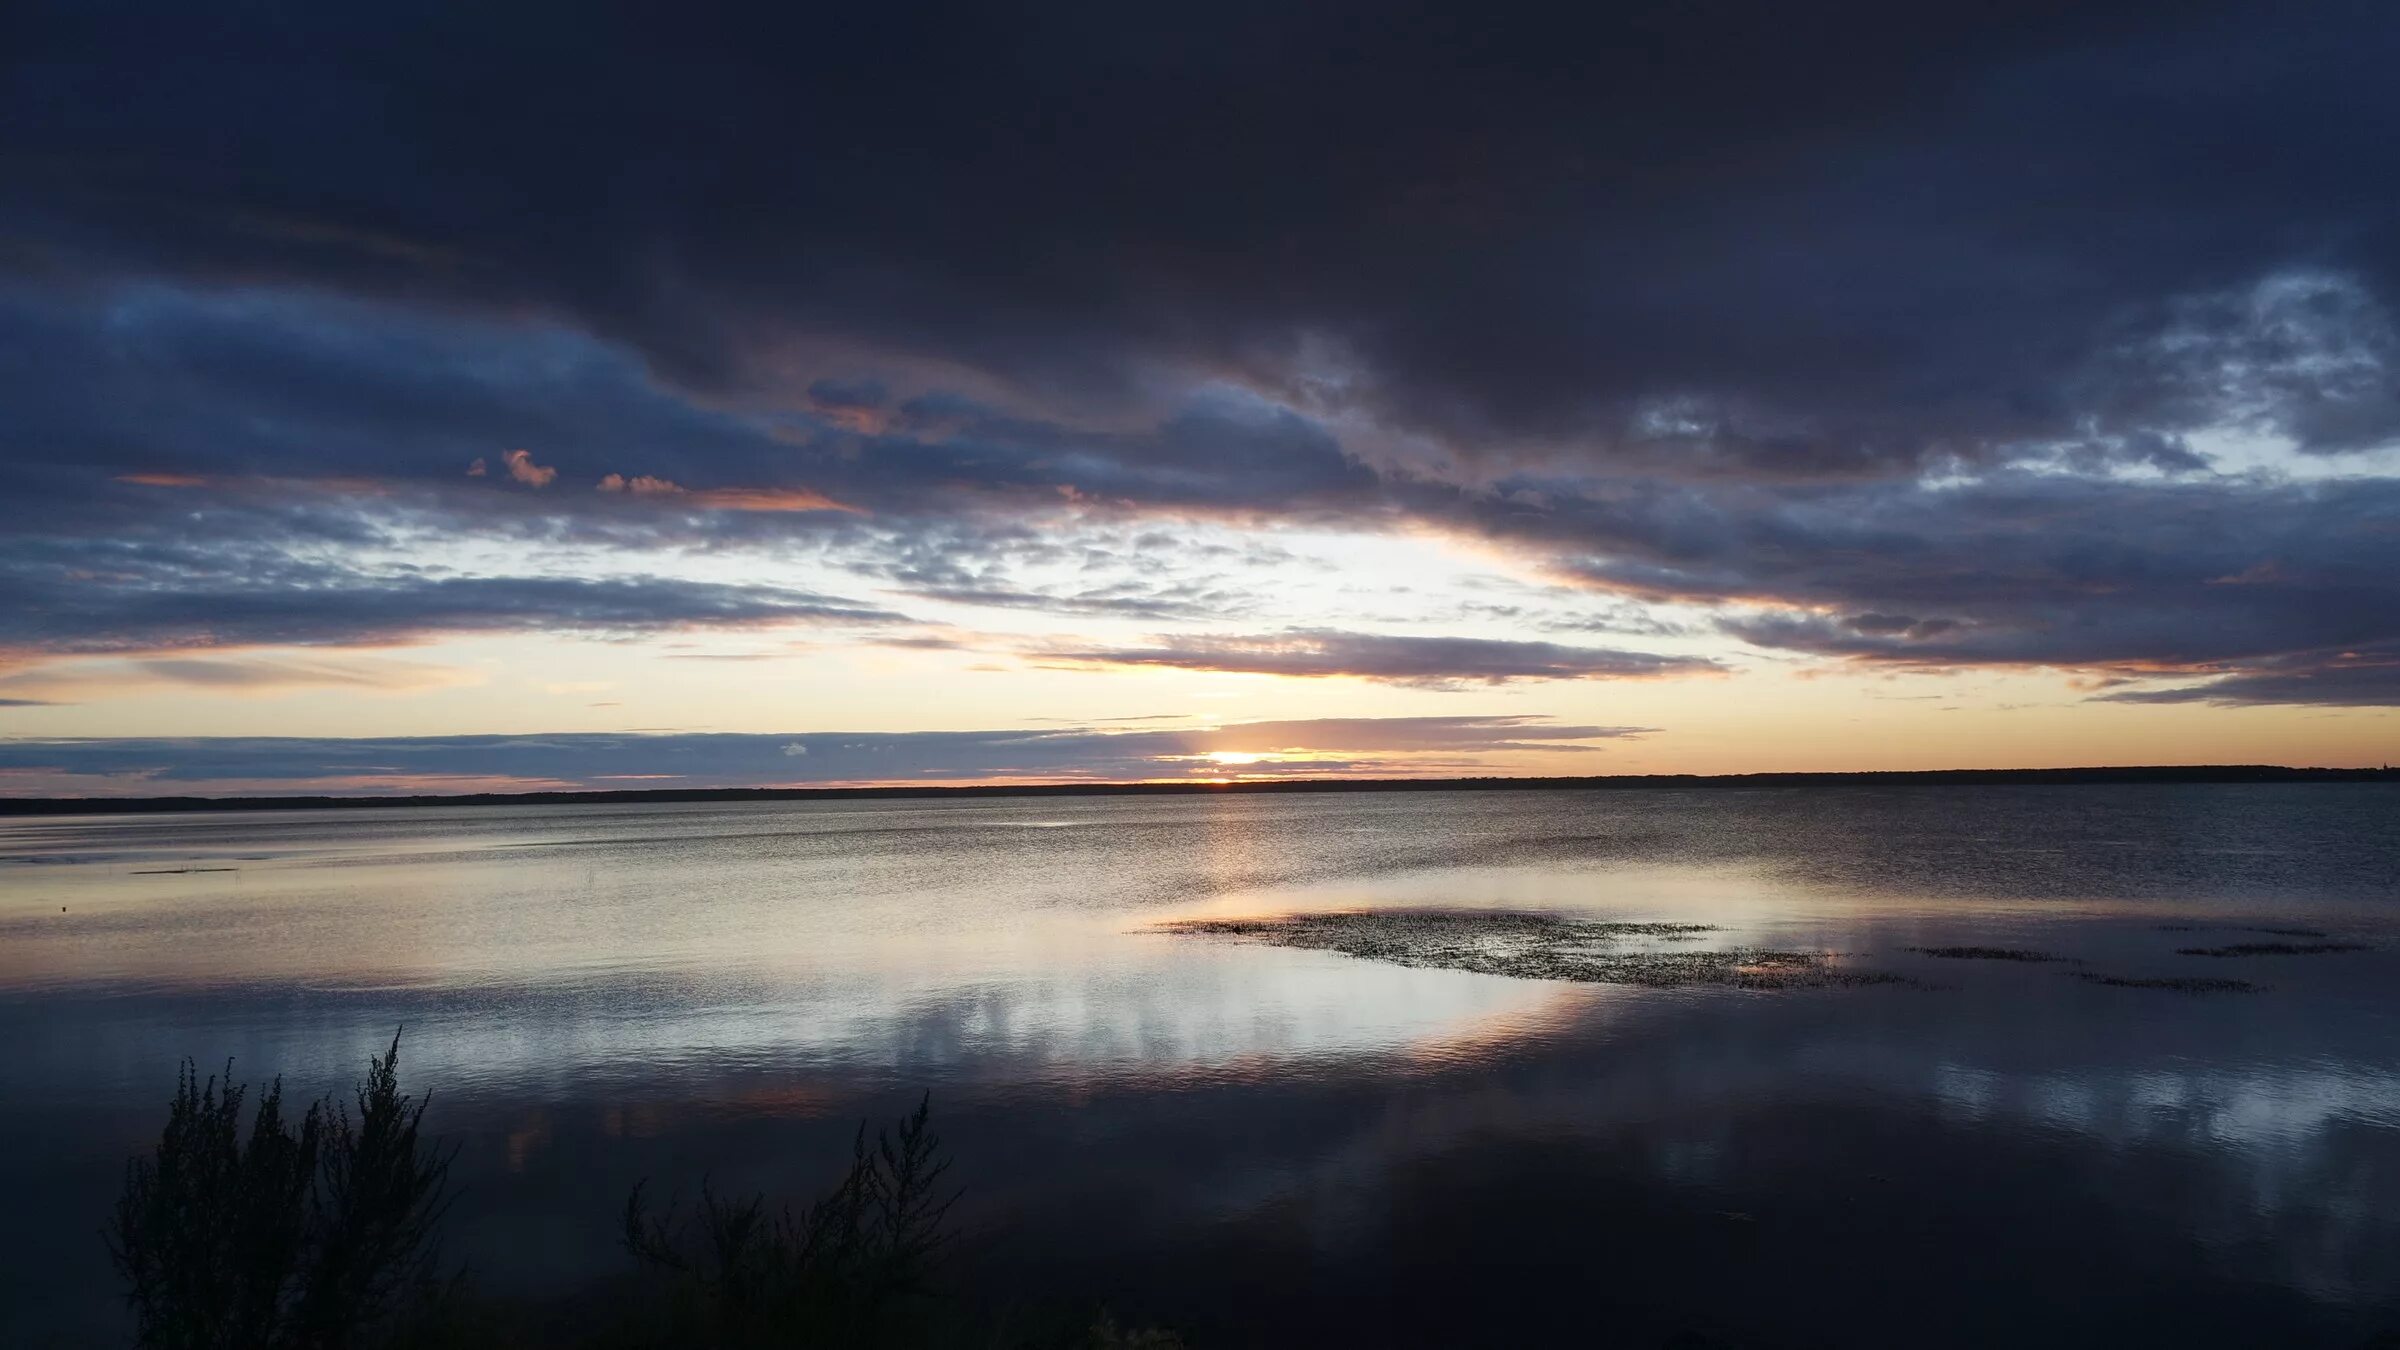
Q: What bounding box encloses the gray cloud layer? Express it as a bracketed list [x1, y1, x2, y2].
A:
[1051, 630, 1723, 687]
[0, 717, 1650, 794]
[1, 543, 906, 659]
[5, 1, 2400, 708]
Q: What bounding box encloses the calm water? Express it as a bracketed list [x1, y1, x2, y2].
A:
[7, 786, 2400, 1346]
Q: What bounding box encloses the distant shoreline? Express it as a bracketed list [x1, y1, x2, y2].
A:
[1, 764, 2392, 816]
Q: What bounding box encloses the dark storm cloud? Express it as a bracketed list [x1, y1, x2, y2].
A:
[1494, 473, 2400, 685]
[0, 717, 1649, 794]
[12, 0, 2399, 469]
[1050, 630, 1722, 687]
[5, 0, 2400, 704]
[0, 284, 766, 487]
[1417, 466, 2400, 704]
[0, 282, 1323, 650]
[0, 282, 1376, 526]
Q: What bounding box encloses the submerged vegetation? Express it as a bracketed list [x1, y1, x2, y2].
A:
[2173, 941, 2371, 957]
[1153, 910, 1912, 989]
[2073, 972, 2262, 994]
[2154, 924, 2330, 938]
[1160, 908, 2394, 996]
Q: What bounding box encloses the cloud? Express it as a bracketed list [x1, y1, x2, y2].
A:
[1187, 716, 1651, 755]
[1497, 473, 2400, 693]
[129, 656, 469, 690]
[4, 272, 2396, 702]
[1048, 629, 1721, 687]
[594, 474, 854, 509]
[901, 583, 1248, 623]
[500, 449, 556, 487]
[18, 4, 2400, 472]
[0, 716, 1647, 796]
[680, 487, 860, 513]
[2091, 645, 2400, 708]
[5, 3, 2400, 711]
[599, 473, 684, 495]
[0, 656, 481, 705]
[0, 559, 909, 658]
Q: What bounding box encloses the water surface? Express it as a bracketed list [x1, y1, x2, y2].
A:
[7, 786, 2399, 1345]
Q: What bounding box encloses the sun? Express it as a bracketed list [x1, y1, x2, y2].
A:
[1205, 750, 1269, 766]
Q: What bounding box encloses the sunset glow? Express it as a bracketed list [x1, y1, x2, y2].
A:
[2, 5, 2396, 797]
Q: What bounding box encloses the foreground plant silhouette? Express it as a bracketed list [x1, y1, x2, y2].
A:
[618, 1093, 958, 1346]
[106, 1029, 454, 1350]
[110, 1042, 1180, 1348]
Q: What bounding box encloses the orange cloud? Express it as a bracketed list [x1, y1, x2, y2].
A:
[819, 405, 890, 435]
[500, 449, 557, 487]
[598, 473, 687, 495]
[590, 476, 857, 511]
[685, 486, 862, 513]
[114, 472, 390, 497]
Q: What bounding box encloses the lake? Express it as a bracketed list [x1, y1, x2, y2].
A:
[7, 785, 2400, 1346]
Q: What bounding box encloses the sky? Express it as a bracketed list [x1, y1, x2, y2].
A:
[3, 0, 2399, 795]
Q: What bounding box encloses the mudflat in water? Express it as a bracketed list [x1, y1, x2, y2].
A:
[6, 785, 2399, 1346]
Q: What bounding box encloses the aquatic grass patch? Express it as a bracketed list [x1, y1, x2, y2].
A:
[2154, 924, 2330, 938]
[1904, 946, 2066, 963]
[1152, 910, 1912, 990]
[2172, 941, 2370, 957]
[2073, 972, 2261, 994]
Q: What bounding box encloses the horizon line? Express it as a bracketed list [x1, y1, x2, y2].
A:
[3, 763, 2393, 817]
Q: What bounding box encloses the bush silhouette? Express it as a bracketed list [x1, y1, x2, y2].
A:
[107, 1030, 454, 1349]
[619, 1092, 958, 1346]
[109, 1046, 1187, 1348]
